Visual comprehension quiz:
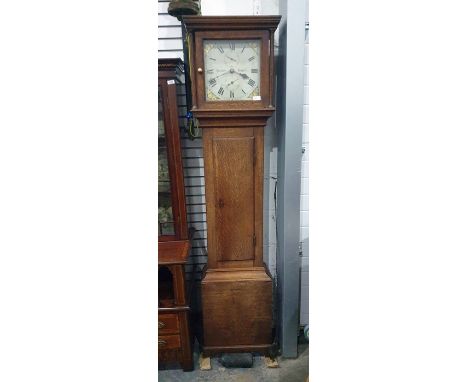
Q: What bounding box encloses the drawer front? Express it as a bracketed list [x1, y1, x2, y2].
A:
[158, 313, 179, 334]
[158, 334, 181, 350]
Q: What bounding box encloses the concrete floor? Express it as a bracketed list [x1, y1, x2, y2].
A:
[158, 342, 309, 382]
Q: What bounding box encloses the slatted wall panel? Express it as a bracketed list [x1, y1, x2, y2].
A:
[158, 0, 208, 287]
[158, 1, 183, 59]
[180, 132, 207, 283]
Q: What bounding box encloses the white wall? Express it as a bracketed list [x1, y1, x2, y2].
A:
[201, 0, 279, 16]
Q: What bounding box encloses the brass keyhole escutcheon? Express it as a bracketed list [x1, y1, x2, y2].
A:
[158, 321, 165, 329]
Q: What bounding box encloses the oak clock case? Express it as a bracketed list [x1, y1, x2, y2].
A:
[158, 59, 193, 372]
[184, 16, 281, 356]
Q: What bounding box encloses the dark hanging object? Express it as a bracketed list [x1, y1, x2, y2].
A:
[167, 0, 200, 20]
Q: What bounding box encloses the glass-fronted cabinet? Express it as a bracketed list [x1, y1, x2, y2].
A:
[158, 59, 193, 372]
[158, 59, 188, 241]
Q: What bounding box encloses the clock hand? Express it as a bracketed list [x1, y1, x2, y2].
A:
[226, 56, 237, 62]
[211, 70, 231, 79]
[231, 70, 249, 79]
[227, 78, 241, 86]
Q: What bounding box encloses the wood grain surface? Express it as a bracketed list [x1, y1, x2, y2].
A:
[202, 268, 272, 348]
[203, 127, 265, 268]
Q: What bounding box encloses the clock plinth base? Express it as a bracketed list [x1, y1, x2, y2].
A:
[202, 344, 272, 357]
[201, 267, 273, 353]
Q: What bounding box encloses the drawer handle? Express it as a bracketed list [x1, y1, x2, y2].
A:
[158, 339, 167, 347]
[158, 321, 165, 329]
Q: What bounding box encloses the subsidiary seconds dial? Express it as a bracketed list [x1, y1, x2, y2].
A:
[203, 39, 261, 101]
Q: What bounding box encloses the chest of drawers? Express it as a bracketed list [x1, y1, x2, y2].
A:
[158, 240, 193, 371]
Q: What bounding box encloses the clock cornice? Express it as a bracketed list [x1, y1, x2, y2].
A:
[182, 15, 281, 32]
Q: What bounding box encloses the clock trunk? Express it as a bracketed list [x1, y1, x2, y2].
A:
[203, 127, 264, 269]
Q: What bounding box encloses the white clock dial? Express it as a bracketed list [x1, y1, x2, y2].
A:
[203, 39, 261, 101]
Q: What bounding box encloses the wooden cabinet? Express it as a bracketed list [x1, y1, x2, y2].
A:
[158, 241, 192, 371]
[158, 59, 193, 371]
[158, 59, 188, 241]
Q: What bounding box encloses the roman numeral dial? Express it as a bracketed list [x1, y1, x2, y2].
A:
[203, 39, 261, 101]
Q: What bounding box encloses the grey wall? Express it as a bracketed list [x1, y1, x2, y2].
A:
[300, 6, 309, 327]
[276, 0, 307, 358]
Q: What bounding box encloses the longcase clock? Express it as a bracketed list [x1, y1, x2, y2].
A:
[183, 16, 281, 355]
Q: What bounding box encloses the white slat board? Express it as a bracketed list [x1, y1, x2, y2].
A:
[158, 1, 208, 282]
